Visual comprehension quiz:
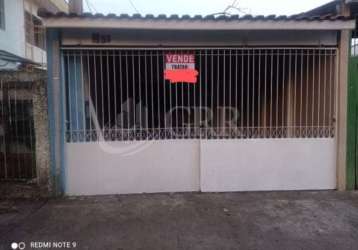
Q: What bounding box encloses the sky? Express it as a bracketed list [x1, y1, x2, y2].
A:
[83, 0, 333, 16]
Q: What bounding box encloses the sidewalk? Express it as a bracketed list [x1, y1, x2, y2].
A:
[1, 191, 358, 250]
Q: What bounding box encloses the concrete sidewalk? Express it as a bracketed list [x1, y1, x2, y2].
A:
[1, 191, 358, 250]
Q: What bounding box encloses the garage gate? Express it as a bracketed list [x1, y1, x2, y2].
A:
[62, 47, 337, 195]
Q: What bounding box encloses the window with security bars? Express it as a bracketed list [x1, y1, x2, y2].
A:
[62, 47, 337, 142]
[25, 11, 45, 49]
[0, 81, 36, 181]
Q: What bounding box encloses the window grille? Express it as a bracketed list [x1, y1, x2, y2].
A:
[0, 80, 36, 180]
[25, 11, 45, 49]
[62, 47, 337, 142]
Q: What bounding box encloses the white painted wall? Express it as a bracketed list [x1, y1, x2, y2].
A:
[65, 138, 336, 195]
[0, 0, 26, 58]
[66, 140, 200, 195]
[62, 30, 339, 47]
[25, 43, 47, 65]
[200, 138, 336, 192]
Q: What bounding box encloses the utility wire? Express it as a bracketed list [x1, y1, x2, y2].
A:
[84, 0, 93, 12]
[210, 0, 248, 16]
[85, 0, 98, 13]
[128, 0, 140, 14]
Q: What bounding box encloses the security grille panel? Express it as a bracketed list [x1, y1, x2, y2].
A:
[62, 47, 337, 142]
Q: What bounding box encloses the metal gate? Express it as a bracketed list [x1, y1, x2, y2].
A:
[0, 80, 36, 181]
[62, 46, 338, 195]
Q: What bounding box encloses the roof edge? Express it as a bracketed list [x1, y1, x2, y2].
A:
[41, 17, 356, 31]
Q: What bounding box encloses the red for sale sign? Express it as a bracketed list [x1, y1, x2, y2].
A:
[164, 54, 199, 84]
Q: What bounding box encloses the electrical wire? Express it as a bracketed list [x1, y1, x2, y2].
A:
[85, 0, 98, 13]
[84, 0, 93, 12]
[210, 0, 248, 16]
[128, 0, 140, 14]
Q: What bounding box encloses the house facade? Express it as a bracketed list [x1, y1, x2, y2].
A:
[0, 0, 68, 195]
[0, 0, 68, 69]
[39, 2, 356, 195]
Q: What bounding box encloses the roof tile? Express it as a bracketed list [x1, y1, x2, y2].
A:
[37, 9, 354, 22]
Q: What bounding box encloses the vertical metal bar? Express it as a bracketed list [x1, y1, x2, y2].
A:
[241, 50, 244, 134]
[247, 49, 250, 130]
[235, 49, 238, 137]
[118, 50, 128, 141]
[138, 50, 142, 138]
[66, 53, 72, 141]
[150, 51, 155, 137]
[100, 51, 105, 135]
[181, 51, 184, 137]
[0, 80, 7, 179]
[220, 50, 226, 136]
[205, 50, 208, 138]
[305, 49, 309, 135]
[282, 49, 286, 136]
[258, 49, 261, 133]
[166, 51, 171, 139]
[132, 51, 136, 139]
[312, 49, 316, 133]
[103, 50, 112, 137]
[144, 50, 148, 139]
[328, 50, 332, 132]
[20, 84, 26, 176]
[294, 49, 298, 137]
[6, 83, 12, 177]
[118, 50, 123, 140]
[270, 49, 274, 136]
[334, 49, 339, 138]
[174, 51, 178, 136]
[180, 51, 185, 137]
[28, 95, 35, 178]
[194, 50, 198, 137]
[80, 51, 86, 140]
[317, 49, 322, 132]
[300, 50, 304, 137]
[113, 50, 117, 137]
[156, 51, 161, 132]
[329, 50, 333, 133]
[199, 50, 202, 139]
[218, 49, 221, 137]
[162, 51, 166, 135]
[87, 51, 92, 137]
[323, 49, 327, 128]
[93, 51, 98, 141]
[187, 50, 191, 137]
[13, 83, 20, 178]
[264, 49, 267, 137]
[288, 49, 292, 137]
[73, 53, 79, 135]
[229, 49, 232, 137]
[211, 49, 214, 136]
[252, 49, 255, 130]
[125, 51, 130, 139]
[276, 49, 279, 132]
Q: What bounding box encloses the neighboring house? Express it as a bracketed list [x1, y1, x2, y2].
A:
[0, 0, 68, 194]
[0, 0, 68, 70]
[40, 0, 355, 196]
